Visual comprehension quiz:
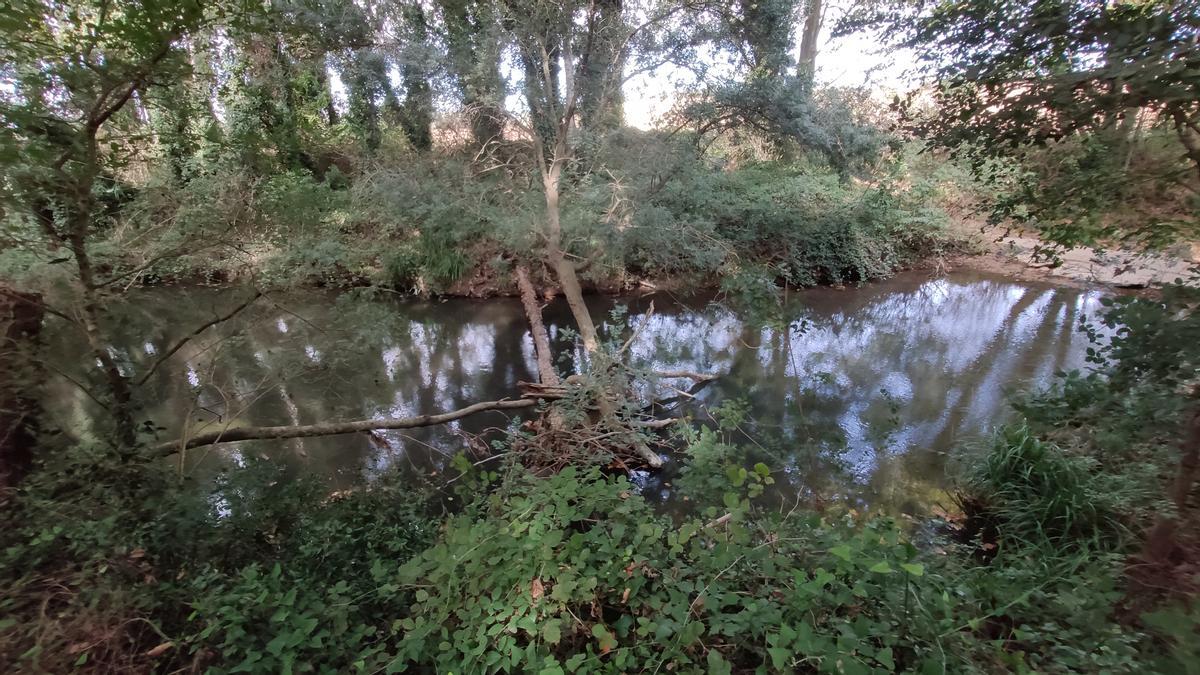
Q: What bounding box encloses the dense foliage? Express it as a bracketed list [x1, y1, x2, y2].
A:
[842, 0, 1200, 248]
[2, 0, 1199, 672]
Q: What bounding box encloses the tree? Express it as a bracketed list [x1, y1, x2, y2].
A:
[797, 0, 823, 87]
[842, 0, 1200, 240]
[397, 4, 435, 151]
[501, 0, 702, 351]
[438, 0, 508, 149]
[0, 0, 252, 446]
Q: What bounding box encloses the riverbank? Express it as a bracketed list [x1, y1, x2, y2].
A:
[948, 224, 1198, 291]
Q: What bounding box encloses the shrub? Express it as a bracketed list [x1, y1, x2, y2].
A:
[390, 465, 969, 673]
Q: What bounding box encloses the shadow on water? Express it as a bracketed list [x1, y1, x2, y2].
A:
[42, 270, 1108, 515]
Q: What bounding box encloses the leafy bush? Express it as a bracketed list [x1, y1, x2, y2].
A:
[630, 162, 948, 285]
[0, 447, 435, 673]
[951, 287, 1200, 672]
[391, 465, 968, 674]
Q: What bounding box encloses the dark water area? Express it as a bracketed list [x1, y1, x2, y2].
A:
[45, 270, 1108, 515]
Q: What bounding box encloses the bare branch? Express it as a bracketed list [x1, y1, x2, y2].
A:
[135, 291, 262, 386]
[152, 398, 538, 455]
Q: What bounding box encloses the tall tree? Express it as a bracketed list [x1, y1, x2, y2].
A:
[797, 0, 822, 87]
[397, 4, 435, 151]
[0, 0, 238, 446]
[438, 0, 507, 149]
[845, 0, 1200, 177]
[577, 0, 627, 133]
[502, 0, 699, 351]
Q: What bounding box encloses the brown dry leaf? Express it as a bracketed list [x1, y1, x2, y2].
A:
[618, 490, 630, 499]
[621, 587, 630, 604]
[144, 642, 175, 658]
[530, 577, 545, 602]
[981, 542, 997, 551]
[128, 548, 146, 560]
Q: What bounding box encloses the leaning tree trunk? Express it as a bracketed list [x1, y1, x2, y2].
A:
[0, 286, 44, 489]
[515, 264, 559, 385]
[797, 0, 822, 89]
[542, 165, 599, 352]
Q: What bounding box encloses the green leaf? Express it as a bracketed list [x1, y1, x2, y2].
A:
[830, 545, 853, 562]
[900, 563, 924, 577]
[707, 649, 733, 675]
[591, 624, 617, 651]
[869, 561, 893, 574]
[877, 646, 896, 670]
[543, 620, 562, 645]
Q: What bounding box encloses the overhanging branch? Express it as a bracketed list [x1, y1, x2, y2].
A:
[152, 398, 538, 455]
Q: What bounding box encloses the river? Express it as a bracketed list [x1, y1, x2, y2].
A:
[44, 270, 1107, 515]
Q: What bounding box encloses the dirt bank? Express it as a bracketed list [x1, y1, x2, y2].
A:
[950, 228, 1198, 291]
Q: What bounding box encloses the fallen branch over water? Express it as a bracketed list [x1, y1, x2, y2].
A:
[154, 398, 538, 455]
[654, 370, 717, 383]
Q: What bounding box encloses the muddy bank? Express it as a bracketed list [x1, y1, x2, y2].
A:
[949, 228, 1198, 291]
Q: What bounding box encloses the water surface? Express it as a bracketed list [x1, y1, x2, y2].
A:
[45, 271, 1106, 514]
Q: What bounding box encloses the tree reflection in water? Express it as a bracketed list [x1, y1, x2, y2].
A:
[41, 271, 1108, 515]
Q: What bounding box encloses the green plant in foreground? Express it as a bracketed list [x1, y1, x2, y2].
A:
[389, 465, 964, 674]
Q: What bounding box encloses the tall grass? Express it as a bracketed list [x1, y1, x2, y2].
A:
[966, 425, 1129, 551]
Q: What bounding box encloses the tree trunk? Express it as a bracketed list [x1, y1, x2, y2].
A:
[578, 0, 626, 133]
[542, 168, 599, 352]
[1169, 105, 1200, 181]
[797, 0, 822, 87]
[0, 286, 43, 489]
[515, 264, 559, 385]
[399, 6, 435, 151]
[67, 229, 137, 448]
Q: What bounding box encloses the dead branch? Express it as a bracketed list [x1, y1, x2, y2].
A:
[518, 380, 569, 399]
[631, 418, 678, 429]
[619, 301, 655, 356]
[152, 398, 537, 455]
[654, 370, 717, 383]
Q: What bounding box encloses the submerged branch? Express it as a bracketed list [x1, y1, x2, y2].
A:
[515, 264, 559, 386]
[153, 398, 537, 455]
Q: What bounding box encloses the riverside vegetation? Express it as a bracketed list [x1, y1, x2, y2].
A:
[1, 0, 1199, 672]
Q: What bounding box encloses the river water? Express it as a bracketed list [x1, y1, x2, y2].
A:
[46, 270, 1107, 515]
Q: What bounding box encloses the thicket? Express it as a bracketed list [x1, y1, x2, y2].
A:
[0, 128, 954, 296]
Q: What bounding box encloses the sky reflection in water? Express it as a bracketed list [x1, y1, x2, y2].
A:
[46, 271, 1107, 515]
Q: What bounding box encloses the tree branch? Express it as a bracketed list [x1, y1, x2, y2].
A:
[136, 291, 262, 386]
[152, 398, 538, 455]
